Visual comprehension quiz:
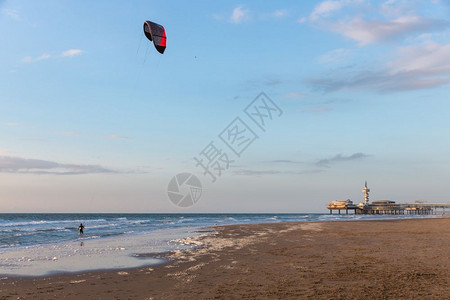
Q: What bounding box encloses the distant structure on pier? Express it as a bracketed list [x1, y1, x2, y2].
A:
[362, 181, 370, 205]
[326, 181, 450, 215]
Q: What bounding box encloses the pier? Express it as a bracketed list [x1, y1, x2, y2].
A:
[327, 182, 450, 215]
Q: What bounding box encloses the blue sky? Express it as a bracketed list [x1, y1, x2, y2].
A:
[1, 0, 450, 212]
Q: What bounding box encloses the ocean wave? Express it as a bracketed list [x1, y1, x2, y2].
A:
[75, 235, 101, 241]
[0, 242, 20, 248]
[7, 227, 68, 233]
[126, 220, 152, 225]
[13, 231, 41, 237]
[3, 213, 431, 253]
[177, 218, 194, 223]
[0, 219, 107, 227]
[36, 228, 69, 232]
[84, 223, 115, 229]
[158, 221, 175, 225]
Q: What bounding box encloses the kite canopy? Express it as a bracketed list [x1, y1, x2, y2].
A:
[143, 20, 166, 54]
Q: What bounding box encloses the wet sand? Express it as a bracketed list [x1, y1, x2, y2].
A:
[1, 218, 449, 299]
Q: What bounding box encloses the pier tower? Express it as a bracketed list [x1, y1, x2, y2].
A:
[363, 181, 370, 205]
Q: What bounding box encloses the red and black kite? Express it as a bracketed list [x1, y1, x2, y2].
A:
[143, 21, 167, 54]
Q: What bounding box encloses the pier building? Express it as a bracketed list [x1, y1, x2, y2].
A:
[327, 182, 450, 215]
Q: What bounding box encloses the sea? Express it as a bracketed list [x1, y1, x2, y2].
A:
[1, 213, 438, 250]
[0, 213, 437, 276]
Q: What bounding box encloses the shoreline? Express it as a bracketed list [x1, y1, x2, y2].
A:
[1, 217, 449, 299]
[0, 214, 442, 277]
[0, 226, 209, 277]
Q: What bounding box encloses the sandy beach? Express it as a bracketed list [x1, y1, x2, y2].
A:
[1, 218, 449, 299]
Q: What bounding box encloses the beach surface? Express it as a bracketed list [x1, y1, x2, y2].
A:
[1, 218, 449, 299]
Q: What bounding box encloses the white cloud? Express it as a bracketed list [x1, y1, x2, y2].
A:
[217, 7, 286, 23]
[379, 0, 421, 19]
[61, 49, 83, 57]
[6, 122, 19, 127]
[332, 15, 446, 46]
[299, 0, 358, 23]
[21, 49, 82, 64]
[230, 6, 250, 24]
[232, 168, 324, 176]
[21, 53, 51, 63]
[316, 153, 370, 167]
[308, 42, 450, 92]
[0, 149, 10, 155]
[272, 9, 288, 18]
[37, 53, 50, 60]
[1, 8, 20, 20]
[21, 56, 33, 63]
[0, 156, 116, 175]
[299, 107, 332, 113]
[310, 0, 346, 21]
[388, 42, 450, 74]
[284, 92, 306, 99]
[318, 48, 352, 63]
[299, 0, 449, 45]
[262, 9, 288, 20]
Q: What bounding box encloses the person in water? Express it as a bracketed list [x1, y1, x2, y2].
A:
[78, 223, 84, 235]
